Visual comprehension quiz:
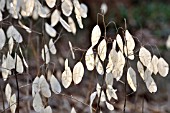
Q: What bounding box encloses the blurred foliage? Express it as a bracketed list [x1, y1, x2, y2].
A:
[132, 2, 170, 24]
[86, 1, 170, 38]
[131, 2, 170, 37]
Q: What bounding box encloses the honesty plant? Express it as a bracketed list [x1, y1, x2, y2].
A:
[83, 20, 169, 112]
[0, 0, 169, 113]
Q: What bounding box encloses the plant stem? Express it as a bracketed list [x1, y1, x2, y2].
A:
[0, 86, 6, 113]
[96, 56, 106, 113]
[14, 48, 19, 113]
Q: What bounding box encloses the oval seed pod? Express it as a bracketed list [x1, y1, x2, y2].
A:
[105, 101, 114, 111]
[85, 47, 95, 71]
[51, 9, 60, 27]
[127, 67, 137, 92]
[61, 0, 73, 16]
[41, 106, 52, 113]
[0, 28, 6, 50]
[10, 94, 17, 113]
[73, 61, 84, 84]
[139, 46, 151, 67]
[45, 22, 57, 37]
[49, 38, 57, 54]
[39, 75, 51, 97]
[16, 54, 24, 73]
[45, 0, 56, 8]
[116, 34, 123, 52]
[33, 92, 43, 112]
[157, 57, 169, 77]
[59, 17, 71, 32]
[71, 107, 77, 113]
[5, 83, 12, 104]
[97, 39, 107, 61]
[68, 17, 76, 35]
[50, 74, 61, 94]
[91, 25, 101, 47]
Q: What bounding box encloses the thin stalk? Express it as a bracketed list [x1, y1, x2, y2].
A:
[14, 56, 19, 113]
[58, 92, 96, 112]
[14, 43, 20, 113]
[123, 69, 127, 113]
[0, 86, 5, 113]
[142, 97, 144, 113]
[123, 25, 128, 113]
[95, 56, 107, 113]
